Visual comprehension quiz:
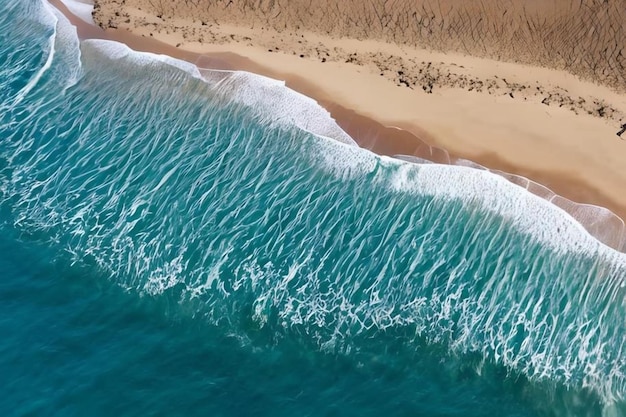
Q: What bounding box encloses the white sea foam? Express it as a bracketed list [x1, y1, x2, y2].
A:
[494, 169, 626, 251]
[199, 68, 357, 146]
[393, 136, 626, 252]
[83, 39, 204, 80]
[395, 153, 626, 252]
[73, 40, 357, 150]
[49, 4, 83, 87]
[12, 5, 58, 105]
[407, 164, 593, 251]
[131, 62, 356, 147]
[312, 134, 626, 264]
[11, 1, 82, 105]
[25, 0, 58, 26]
[447, 156, 626, 251]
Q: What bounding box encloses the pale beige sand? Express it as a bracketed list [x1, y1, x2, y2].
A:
[95, 0, 626, 92]
[53, 0, 626, 249]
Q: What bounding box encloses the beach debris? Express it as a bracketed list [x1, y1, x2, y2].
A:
[617, 123, 626, 138]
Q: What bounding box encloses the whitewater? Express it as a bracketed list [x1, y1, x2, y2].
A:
[0, 1, 624, 416]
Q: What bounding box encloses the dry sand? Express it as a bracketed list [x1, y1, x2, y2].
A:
[95, 0, 626, 92]
[54, 0, 626, 249]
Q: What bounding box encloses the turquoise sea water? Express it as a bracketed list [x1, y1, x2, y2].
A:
[1, 1, 625, 415]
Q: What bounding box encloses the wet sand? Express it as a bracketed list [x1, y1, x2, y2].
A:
[51, 0, 626, 250]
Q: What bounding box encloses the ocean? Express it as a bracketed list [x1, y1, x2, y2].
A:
[0, 1, 625, 415]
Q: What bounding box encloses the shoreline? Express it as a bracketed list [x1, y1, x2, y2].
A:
[51, 0, 626, 250]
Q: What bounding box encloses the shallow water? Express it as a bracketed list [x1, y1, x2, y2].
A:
[0, 1, 625, 416]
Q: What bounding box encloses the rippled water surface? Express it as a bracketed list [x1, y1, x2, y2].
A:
[0, 1, 625, 416]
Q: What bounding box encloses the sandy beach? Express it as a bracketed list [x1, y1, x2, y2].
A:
[53, 0, 626, 248]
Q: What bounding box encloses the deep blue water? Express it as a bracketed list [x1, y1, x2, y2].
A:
[0, 1, 625, 416]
